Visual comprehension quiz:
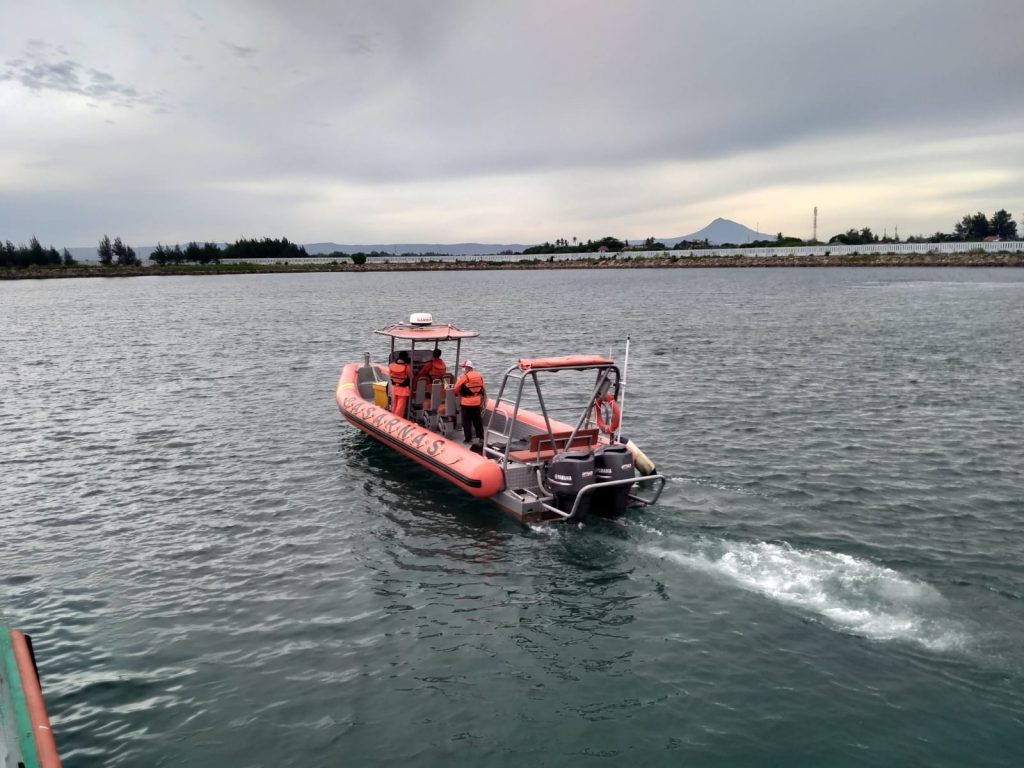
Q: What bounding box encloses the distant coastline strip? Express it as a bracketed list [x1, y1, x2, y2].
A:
[4, 249, 1024, 280]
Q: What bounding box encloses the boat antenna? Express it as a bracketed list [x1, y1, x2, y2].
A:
[616, 336, 630, 443]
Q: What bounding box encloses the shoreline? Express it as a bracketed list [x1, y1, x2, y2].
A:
[3, 251, 1023, 280]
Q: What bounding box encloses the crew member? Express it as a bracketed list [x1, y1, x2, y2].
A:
[414, 348, 447, 385]
[454, 359, 486, 450]
[414, 348, 447, 411]
[389, 350, 412, 418]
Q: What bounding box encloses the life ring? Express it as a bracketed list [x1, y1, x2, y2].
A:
[594, 393, 621, 434]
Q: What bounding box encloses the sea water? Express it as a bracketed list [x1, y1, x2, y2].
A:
[1, 267, 1022, 766]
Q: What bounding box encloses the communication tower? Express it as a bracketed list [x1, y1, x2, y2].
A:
[813, 206, 818, 242]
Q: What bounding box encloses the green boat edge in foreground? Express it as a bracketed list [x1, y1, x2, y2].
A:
[1, 626, 61, 768]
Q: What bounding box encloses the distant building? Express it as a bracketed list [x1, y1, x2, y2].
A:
[983, 235, 1001, 242]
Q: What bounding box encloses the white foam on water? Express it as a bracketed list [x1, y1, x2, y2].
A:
[644, 538, 970, 652]
[526, 522, 559, 537]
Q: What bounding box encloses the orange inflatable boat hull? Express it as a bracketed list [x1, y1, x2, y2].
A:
[336, 364, 505, 499]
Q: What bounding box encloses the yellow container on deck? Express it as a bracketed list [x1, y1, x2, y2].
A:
[372, 381, 389, 408]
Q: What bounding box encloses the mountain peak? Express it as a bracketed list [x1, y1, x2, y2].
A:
[662, 218, 770, 246]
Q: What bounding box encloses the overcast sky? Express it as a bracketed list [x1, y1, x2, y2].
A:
[2, 0, 1022, 248]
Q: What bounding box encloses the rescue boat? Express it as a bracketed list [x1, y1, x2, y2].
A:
[1, 626, 62, 768]
[336, 313, 665, 524]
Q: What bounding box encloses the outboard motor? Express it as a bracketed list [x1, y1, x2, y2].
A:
[592, 444, 635, 517]
[545, 450, 595, 520]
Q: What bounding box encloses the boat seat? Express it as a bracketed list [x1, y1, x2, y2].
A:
[410, 378, 427, 413]
[439, 387, 459, 438]
[406, 379, 426, 425]
[419, 380, 445, 431]
[507, 429, 600, 463]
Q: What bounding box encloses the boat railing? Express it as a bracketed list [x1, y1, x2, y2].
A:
[485, 360, 621, 469]
[535, 473, 667, 521]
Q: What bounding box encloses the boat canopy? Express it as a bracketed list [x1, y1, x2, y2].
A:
[517, 355, 615, 371]
[375, 323, 479, 342]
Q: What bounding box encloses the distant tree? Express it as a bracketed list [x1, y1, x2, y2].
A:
[593, 236, 626, 252]
[28, 236, 45, 264]
[522, 235, 627, 255]
[0, 237, 62, 267]
[350, 252, 368, 265]
[149, 243, 169, 266]
[194, 243, 223, 264]
[777, 236, 806, 247]
[112, 237, 139, 266]
[522, 241, 554, 255]
[221, 237, 305, 261]
[183, 242, 204, 263]
[150, 243, 176, 265]
[971, 212, 990, 238]
[829, 228, 878, 245]
[98, 235, 113, 266]
[181, 241, 221, 264]
[954, 212, 990, 240]
[62, 248, 76, 266]
[989, 209, 1017, 239]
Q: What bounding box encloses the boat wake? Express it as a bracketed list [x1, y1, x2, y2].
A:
[642, 535, 970, 652]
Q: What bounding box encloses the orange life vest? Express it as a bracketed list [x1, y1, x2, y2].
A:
[455, 370, 484, 406]
[389, 361, 411, 395]
[417, 358, 447, 382]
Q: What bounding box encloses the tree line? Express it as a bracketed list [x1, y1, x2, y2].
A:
[97, 234, 141, 266]
[523, 236, 629, 254]
[823, 209, 1019, 246]
[528, 209, 1021, 253]
[5, 208, 1020, 270]
[952, 209, 1017, 240]
[1, 237, 76, 268]
[151, 237, 308, 264]
[170, 239, 409, 264]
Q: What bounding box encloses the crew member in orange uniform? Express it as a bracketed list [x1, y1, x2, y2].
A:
[414, 348, 447, 411]
[389, 350, 412, 417]
[414, 348, 446, 386]
[454, 359, 486, 450]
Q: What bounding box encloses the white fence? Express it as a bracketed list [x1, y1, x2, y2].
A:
[219, 240, 1024, 266]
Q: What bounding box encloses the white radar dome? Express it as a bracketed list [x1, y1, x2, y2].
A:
[409, 312, 433, 326]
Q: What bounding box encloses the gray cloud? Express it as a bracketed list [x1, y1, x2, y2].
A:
[222, 41, 258, 59]
[1, 41, 165, 110]
[172, 0, 1022, 187]
[1, 0, 1022, 246]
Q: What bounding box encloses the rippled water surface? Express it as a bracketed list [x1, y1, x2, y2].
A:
[2, 268, 1023, 766]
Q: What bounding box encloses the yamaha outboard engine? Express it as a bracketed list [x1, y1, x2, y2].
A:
[592, 444, 635, 517]
[545, 450, 595, 520]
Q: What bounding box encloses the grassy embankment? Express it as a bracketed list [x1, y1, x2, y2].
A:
[3, 251, 1023, 280]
